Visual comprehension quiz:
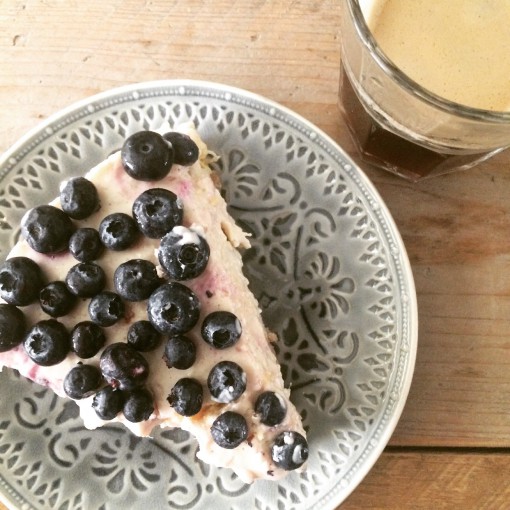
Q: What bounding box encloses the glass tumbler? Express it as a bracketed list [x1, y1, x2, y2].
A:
[338, 0, 510, 181]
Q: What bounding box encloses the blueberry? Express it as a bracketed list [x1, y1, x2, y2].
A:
[88, 291, 125, 327]
[271, 431, 309, 471]
[23, 319, 70, 366]
[69, 228, 104, 262]
[114, 259, 160, 301]
[99, 212, 139, 251]
[162, 132, 199, 166]
[100, 342, 149, 390]
[132, 188, 183, 239]
[65, 262, 105, 297]
[63, 363, 102, 399]
[162, 335, 196, 369]
[71, 321, 106, 358]
[121, 131, 173, 181]
[0, 257, 45, 306]
[208, 361, 246, 403]
[127, 320, 161, 352]
[167, 378, 203, 416]
[201, 311, 242, 349]
[21, 205, 74, 254]
[60, 177, 100, 220]
[158, 226, 210, 280]
[92, 385, 125, 420]
[254, 391, 287, 426]
[147, 283, 200, 335]
[0, 303, 26, 352]
[39, 281, 76, 317]
[210, 411, 248, 449]
[123, 387, 154, 422]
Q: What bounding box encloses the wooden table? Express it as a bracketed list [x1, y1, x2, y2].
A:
[1, 1, 509, 508]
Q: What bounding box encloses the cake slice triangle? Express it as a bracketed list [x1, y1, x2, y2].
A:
[0, 124, 308, 483]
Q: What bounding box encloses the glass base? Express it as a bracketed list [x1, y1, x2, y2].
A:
[338, 67, 503, 181]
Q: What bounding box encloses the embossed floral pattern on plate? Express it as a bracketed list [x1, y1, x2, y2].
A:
[0, 80, 417, 510]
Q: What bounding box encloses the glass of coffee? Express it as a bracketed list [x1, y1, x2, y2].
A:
[339, 0, 510, 181]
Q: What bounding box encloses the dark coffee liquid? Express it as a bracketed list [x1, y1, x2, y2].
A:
[338, 66, 492, 180]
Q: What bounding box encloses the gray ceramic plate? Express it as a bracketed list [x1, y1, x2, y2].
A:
[0, 80, 417, 510]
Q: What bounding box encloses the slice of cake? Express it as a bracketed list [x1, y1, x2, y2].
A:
[0, 125, 308, 483]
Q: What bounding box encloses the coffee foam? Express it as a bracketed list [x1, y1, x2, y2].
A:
[362, 0, 510, 111]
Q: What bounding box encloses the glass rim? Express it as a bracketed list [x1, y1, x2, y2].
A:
[348, 0, 510, 123]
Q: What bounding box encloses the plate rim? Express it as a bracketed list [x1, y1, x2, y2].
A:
[0, 79, 418, 510]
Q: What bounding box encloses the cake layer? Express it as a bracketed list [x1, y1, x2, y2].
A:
[0, 125, 307, 482]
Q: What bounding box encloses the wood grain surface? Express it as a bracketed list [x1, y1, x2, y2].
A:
[1, 0, 510, 508]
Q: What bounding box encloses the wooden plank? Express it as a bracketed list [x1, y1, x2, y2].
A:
[340, 448, 510, 509]
[361, 160, 510, 447]
[0, 0, 342, 155]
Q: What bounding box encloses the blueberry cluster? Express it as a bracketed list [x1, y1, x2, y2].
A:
[0, 130, 202, 425]
[0, 129, 308, 471]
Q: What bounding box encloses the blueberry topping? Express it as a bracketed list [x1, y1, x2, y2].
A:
[114, 259, 160, 301]
[147, 283, 200, 335]
[208, 361, 246, 403]
[162, 132, 199, 166]
[0, 256, 45, 306]
[132, 188, 183, 239]
[162, 335, 196, 369]
[63, 363, 102, 399]
[201, 311, 241, 349]
[123, 387, 154, 422]
[210, 411, 248, 449]
[254, 391, 287, 426]
[167, 378, 203, 416]
[271, 431, 309, 471]
[65, 262, 105, 297]
[71, 321, 106, 358]
[121, 131, 173, 181]
[60, 177, 100, 220]
[88, 291, 125, 327]
[100, 342, 149, 390]
[99, 212, 139, 251]
[127, 320, 161, 352]
[69, 227, 104, 262]
[39, 281, 76, 317]
[23, 319, 70, 366]
[21, 205, 74, 254]
[0, 303, 26, 352]
[92, 386, 125, 420]
[158, 226, 210, 280]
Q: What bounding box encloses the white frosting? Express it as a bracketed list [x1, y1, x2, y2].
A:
[171, 225, 202, 246]
[283, 431, 295, 445]
[212, 371, 247, 404]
